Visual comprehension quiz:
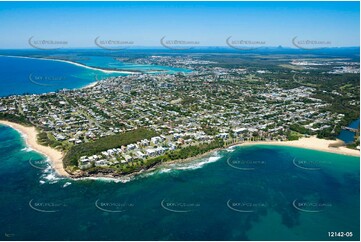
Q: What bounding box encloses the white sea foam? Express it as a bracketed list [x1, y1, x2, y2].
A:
[74, 176, 132, 183]
[225, 146, 236, 152]
[19, 133, 27, 140]
[40, 165, 62, 184]
[158, 168, 172, 174]
[37, 159, 52, 170]
[138, 171, 157, 178]
[43, 173, 59, 184]
[35, 150, 224, 184]
[21, 147, 33, 152]
[137, 152, 224, 179]
[173, 155, 222, 171]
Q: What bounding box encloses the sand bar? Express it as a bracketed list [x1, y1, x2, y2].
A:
[0, 120, 69, 177]
[0, 55, 138, 75]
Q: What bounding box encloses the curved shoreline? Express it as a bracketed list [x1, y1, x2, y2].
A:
[0, 120, 359, 180]
[0, 55, 139, 75]
[161, 137, 360, 168]
[0, 120, 69, 177]
[237, 137, 360, 157]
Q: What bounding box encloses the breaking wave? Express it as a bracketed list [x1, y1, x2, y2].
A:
[37, 148, 234, 184]
[40, 162, 63, 184]
[142, 152, 225, 178]
[21, 147, 33, 152]
[172, 154, 222, 171]
[225, 145, 237, 152]
[73, 176, 132, 184]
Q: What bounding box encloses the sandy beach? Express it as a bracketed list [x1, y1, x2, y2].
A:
[0, 120, 358, 179]
[81, 81, 99, 89]
[55, 58, 139, 74]
[0, 120, 69, 177]
[239, 136, 360, 157]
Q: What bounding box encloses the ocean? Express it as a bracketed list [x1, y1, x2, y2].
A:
[0, 124, 359, 241]
[0, 53, 359, 240]
[0, 55, 190, 97]
[74, 55, 192, 74]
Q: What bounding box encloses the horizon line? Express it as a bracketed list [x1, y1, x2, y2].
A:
[0, 46, 360, 50]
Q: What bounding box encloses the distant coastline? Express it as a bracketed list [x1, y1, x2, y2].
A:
[0, 55, 140, 75]
[0, 120, 359, 179]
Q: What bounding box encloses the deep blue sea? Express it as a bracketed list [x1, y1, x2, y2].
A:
[0, 56, 111, 96]
[0, 124, 359, 241]
[0, 55, 190, 97]
[0, 53, 359, 240]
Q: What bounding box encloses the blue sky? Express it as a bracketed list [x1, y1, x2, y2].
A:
[0, 1, 359, 48]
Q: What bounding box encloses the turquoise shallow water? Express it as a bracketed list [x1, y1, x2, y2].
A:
[0, 55, 190, 97]
[0, 125, 359, 241]
[76, 56, 192, 74]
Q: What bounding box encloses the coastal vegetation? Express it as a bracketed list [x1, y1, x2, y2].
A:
[85, 139, 225, 176]
[63, 128, 158, 168]
[37, 132, 65, 150]
[167, 139, 224, 160]
[286, 131, 303, 141]
[0, 51, 359, 178]
[0, 113, 31, 126]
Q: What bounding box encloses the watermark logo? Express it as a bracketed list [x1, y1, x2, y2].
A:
[226, 157, 265, 171]
[292, 199, 332, 213]
[292, 36, 331, 50]
[95, 199, 134, 213]
[29, 73, 67, 87]
[161, 199, 200, 213]
[4, 233, 15, 238]
[94, 36, 134, 50]
[227, 199, 267, 213]
[226, 36, 266, 50]
[95, 74, 101, 82]
[29, 199, 66, 213]
[292, 158, 331, 171]
[29, 158, 48, 170]
[160, 36, 200, 50]
[28, 36, 68, 50]
[94, 73, 111, 83]
[90, 73, 110, 87]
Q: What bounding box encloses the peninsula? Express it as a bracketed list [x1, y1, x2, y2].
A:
[0, 52, 359, 178]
